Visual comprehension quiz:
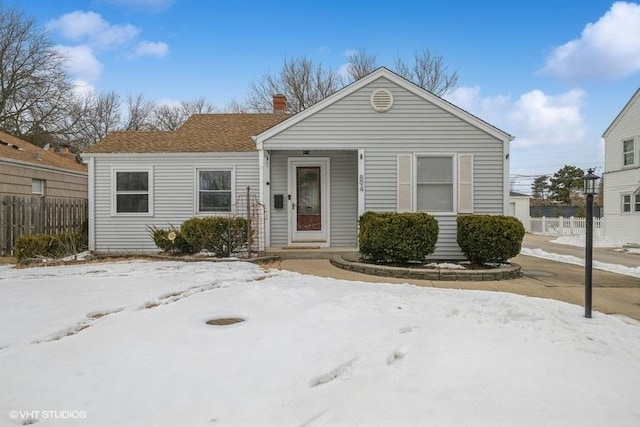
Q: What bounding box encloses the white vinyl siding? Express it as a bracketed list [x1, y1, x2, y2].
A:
[602, 89, 640, 246]
[263, 77, 504, 259]
[92, 152, 258, 253]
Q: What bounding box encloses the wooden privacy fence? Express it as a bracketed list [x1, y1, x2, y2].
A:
[0, 196, 87, 256]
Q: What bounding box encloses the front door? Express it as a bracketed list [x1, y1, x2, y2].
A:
[288, 158, 330, 246]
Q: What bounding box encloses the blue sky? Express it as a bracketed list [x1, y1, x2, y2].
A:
[12, 0, 640, 193]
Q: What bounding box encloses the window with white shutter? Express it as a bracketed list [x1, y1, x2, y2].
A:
[458, 154, 473, 213]
[397, 155, 413, 212]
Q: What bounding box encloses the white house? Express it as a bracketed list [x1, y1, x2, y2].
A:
[82, 67, 513, 259]
[602, 88, 640, 246]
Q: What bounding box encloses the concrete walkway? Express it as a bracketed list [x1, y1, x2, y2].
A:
[277, 235, 640, 321]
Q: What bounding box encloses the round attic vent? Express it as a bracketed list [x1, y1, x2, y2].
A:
[370, 89, 394, 112]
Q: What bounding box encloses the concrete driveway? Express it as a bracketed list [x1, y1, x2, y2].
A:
[278, 233, 640, 321]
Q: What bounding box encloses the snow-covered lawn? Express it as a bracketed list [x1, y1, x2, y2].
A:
[1, 260, 640, 426]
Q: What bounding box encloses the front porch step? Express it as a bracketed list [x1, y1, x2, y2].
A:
[264, 247, 360, 260]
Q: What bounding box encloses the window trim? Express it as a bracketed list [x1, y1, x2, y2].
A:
[31, 178, 44, 195]
[111, 167, 153, 216]
[622, 193, 632, 214]
[413, 153, 457, 215]
[622, 138, 635, 166]
[194, 167, 235, 215]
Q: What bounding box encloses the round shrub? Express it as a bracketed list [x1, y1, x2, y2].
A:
[359, 211, 439, 263]
[456, 215, 525, 264]
[180, 216, 248, 257]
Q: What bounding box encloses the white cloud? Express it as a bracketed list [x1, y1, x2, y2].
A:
[70, 79, 96, 98]
[509, 89, 587, 147]
[131, 41, 169, 58]
[47, 11, 139, 50]
[540, 1, 640, 81]
[446, 86, 587, 148]
[56, 45, 103, 83]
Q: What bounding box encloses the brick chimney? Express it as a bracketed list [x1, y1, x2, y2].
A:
[273, 94, 287, 114]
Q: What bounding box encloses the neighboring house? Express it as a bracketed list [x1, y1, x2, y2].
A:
[602, 88, 640, 246]
[83, 67, 513, 259]
[509, 191, 531, 231]
[0, 131, 87, 198]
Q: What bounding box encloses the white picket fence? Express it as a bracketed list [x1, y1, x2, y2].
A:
[530, 216, 603, 236]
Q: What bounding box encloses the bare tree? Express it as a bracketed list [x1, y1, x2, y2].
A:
[246, 57, 342, 113]
[65, 90, 122, 150]
[123, 94, 156, 131]
[346, 48, 377, 81]
[151, 97, 217, 130]
[394, 49, 458, 96]
[224, 98, 250, 113]
[0, 4, 71, 143]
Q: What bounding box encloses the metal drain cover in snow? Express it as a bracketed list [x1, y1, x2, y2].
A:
[206, 318, 245, 326]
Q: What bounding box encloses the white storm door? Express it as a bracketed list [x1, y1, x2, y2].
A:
[288, 158, 330, 246]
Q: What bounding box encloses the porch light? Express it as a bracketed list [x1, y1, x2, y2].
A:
[583, 168, 599, 196]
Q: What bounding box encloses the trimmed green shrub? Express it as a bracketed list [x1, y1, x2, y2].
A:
[14, 232, 87, 261]
[148, 225, 196, 255]
[180, 216, 248, 257]
[359, 211, 439, 263]
[456, 215, 525, 264]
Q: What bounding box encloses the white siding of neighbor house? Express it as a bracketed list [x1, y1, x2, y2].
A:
[90, 152, 259, 253]
[263, 76, 505, 259]
[269, 150, 358, 247]
[603, 91, 640, 246]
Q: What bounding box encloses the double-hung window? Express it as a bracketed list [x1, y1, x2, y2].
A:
[623, 139, 634, 166]
[113, 169, 151, 214]
[397, 153, 473, 214]
[622, 194, 632, 213]
[635, 194, 640, 212]
[416, 156, 454, 213]
[198, 170, 232, 213]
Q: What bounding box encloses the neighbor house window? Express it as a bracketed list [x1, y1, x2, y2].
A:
[198, 170, 232, 212]
[113, 169, 151, 214]
[635, 194, 640, 212]
[622, 194, 631, 213]
[623, 139, 634, 166]
[416, 156, 454, 212]
[32, 178, 44, 195]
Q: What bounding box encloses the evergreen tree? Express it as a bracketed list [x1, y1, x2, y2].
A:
[548, 165, 584, 205]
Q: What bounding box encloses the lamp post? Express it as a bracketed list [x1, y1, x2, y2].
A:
[582, 168, 599, 318]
